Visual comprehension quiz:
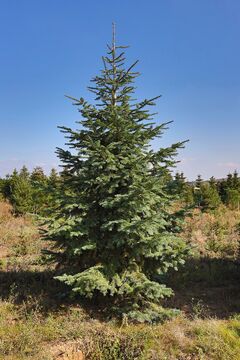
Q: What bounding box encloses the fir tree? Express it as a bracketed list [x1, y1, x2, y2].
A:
[10, 169, 33, 215]
[226, 188, 240, 209]
[183, 184, 194, 206]
[219, 171, 240, 208]
[174, 172, 186, 194]
[31, 167, 47, 213]
[31, 166, 46, 183]
[209, 176, 217, 188]
[48, 168, 60, 187]
[45, 168, 61, 210]
[45, 30, 189, 322]
[218, 178, 228, 204]
[232, 170, 240, 190]
[1, 173, 13, 200]
[19, 165, 30, 180]
[195, 174, 203, 189]
[201, 180, 221, 210]
[168, 172, 193, 206]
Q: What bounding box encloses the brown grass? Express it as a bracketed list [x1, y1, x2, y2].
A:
[0, 201, 239, 359]
[0, 201, 43, 270]
[183, 206, 240, 259]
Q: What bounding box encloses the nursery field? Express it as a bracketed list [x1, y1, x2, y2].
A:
[2, 2, 240, 359]
[0, 201, 239, 360]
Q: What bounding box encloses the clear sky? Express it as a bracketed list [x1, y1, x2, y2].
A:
[0, 0, 240, 180]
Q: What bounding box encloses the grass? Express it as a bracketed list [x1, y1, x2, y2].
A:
[0, 201, 239, 359]
[183, 205, 240, 260]
[0, 300, 239, 359]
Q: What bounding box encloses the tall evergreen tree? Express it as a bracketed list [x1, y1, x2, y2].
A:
[45, 31, 189, 322]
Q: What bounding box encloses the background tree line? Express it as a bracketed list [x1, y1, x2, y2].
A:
[168, 170, 240, 211]
[0, 166, 61, 215]
[1, 166, 240, 216]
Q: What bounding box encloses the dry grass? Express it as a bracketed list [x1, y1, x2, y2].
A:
[0, 201, 43, 270]
[0, 201, 239, 359]
[0, 299, 239, 359]
[183, 206, 240, 259]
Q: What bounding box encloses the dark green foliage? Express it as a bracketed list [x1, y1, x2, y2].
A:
[48, 168, 60, 187]
[45, 35, 189, 322]
[217, 171, 240, 208]
[226, 189, 240, 209]
[201, 177, 222, 210]
[195, 174, 203, 188]
[168, 172, 194, 206]
[19, 165, 30, 179]
[0, 177, 10, 199]
[0, 166, 60, 215]
[30, 166, 46, 183]
[9, 168, 33, 215]
[193, 175, 222, 210]
[30, 167, 48, 213]
[218, 178, 228, 204]
[193, 175, 204, 207]
[44, 168, 62, 211]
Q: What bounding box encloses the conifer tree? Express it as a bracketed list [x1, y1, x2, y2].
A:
[209, 176, 217, 188]
[19, 165, 30, 180]
[10, 168, 33, 214]
[31, 167, 47, 213]
[195, 174, 203, 188]
[31, 166, 46, 183]
[45, 30, 189, 322]
[48, 168, 60, 187]
[232, 170, 240, 190]
[194, 174, 203, 207]
[174, 172, 186, 194]
[2, 169, 18, 203]
[45, 168, 61, 210]
[226, 188, 240, 209]
[219, 171, 240, 209]
[184, 183, 194, 206]
[168, 172, 193, 206]
[226, 173, 234, 188]
[218, 178, 228, 204]
[201, 177, 221, 210]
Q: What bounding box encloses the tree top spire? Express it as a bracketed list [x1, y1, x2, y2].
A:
[112, 22, 116, 52]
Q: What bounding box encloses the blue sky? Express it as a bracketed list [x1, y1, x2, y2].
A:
[0, 0, 240, 180]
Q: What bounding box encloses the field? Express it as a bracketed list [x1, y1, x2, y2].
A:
[0, 201, 239, 359]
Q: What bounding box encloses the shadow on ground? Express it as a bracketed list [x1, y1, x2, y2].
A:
[0, 268, 71, 311]
[165, 258, 240, 318]
[0, 258, 239, 319]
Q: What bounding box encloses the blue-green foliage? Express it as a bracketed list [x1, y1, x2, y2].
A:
[44, 36, 189, 322]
